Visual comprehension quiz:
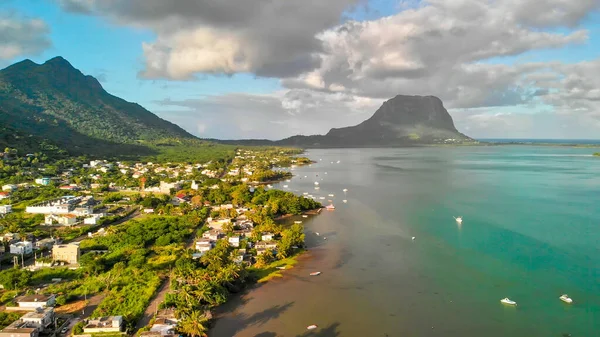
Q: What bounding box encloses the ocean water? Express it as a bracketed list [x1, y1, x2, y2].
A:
[211, 146, 600, 337]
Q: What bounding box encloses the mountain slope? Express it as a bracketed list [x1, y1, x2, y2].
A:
[0, 57, 195, 156]
[217, 95, 473, 147]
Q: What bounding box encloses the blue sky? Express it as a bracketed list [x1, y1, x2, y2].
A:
[1, 0, 600, 139]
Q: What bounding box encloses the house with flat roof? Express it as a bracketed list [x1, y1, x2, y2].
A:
[0, 205, 11, 214]
[15, 294, 56, 309]
[52, 244, 80, 264]
[10, 241, 33, 255]
[83, 316, 123, 333]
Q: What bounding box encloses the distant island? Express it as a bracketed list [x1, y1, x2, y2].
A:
[213, 95, 477, 148]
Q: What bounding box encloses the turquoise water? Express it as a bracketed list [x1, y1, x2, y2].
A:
[212, 146, 600, 336]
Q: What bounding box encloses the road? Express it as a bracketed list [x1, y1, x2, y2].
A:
[62, 293, 105, 336]
[133, 278, 169, 333]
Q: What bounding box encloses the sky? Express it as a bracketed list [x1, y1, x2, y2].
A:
[1, 0, 600, 140]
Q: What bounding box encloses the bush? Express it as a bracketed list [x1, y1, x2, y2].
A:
[73, 321, 84, 335]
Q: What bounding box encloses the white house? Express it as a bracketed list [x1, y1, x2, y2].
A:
[57, 215, 77, 226]
[10, 241, 33, 255]
[20, 307, 55, 328]
[84, 214, 105, 225]
[15, 294, 56, 309]
[0, 205, 12, 214]
[228, 236, 241, 247]
[202, 230, 224, 241]
[195, 238, 213, 253]
[2, 184, 17, 192]
[190, 181, 199, 190]
[83, 316, 124, 333]
[261, 233, 274, 241]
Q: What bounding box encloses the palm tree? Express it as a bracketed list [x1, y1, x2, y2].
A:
[177, 309, 209, 337]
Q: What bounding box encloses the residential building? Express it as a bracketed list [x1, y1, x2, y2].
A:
[57, 214, 77, 226]
[2, 184, 17, 192]
[0, 191, 9, 200]
[84, 214, 105, 225]
[35, 238, 55, 250]
[195, 238, 213, 253]
[2, 232, 20, 243]
[34, 178, 51, 186]
[190, 181, 199, 190]
[15, 294, 56, 309]
[228, 235, 241, 247]
[25, 196, 82, 214]
[0, 205, 12, 214]
[10, 241, 33, 255]
[261, 233, 274, 241]
[21, 308, 55, 328]
[52, 244, 80, 264]
[83, 316, 123, 333]
[255, 241, 277, 251]
[143, 208, 155, 214]
[159, 181, 182, 194]
[202, 230, 224, 241]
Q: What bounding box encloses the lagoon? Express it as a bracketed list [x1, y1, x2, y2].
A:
[211, 146, 600, 336]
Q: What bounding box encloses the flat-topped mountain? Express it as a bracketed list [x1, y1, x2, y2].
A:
[218, 95, 472, 147]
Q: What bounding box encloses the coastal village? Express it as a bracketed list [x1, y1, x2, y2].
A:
[0, 147, 320, 337]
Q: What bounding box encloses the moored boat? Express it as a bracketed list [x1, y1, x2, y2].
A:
[310, 272, 321, 276]
[559, 294, 573, 303]
[325, 204, 335, 210]
[500, 298, 517, 305]
[307, 325, 318, 330]
[454, 216, 463, 224]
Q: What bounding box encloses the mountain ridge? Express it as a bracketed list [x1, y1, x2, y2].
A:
[0, 56, 195, 157]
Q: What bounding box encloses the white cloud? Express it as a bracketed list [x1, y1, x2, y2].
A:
[0, 13, 51, 60]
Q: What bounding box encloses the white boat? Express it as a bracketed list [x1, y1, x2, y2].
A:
[328, 200, 333, 202]
[412, 237, 415, 240]
[304, 176, 308, 178]
[342, 199, 347, 203]
[559, 294, 573, 303]
[319, 197, 325, 200]
[314, 182, 319, 185]
[310, 272, 321, 276]
[303, 192, 309, 195]
[286, 179, 291, 182]
[343, 188, 348, 192]
[500, 298, 517, 306]
[267, 184, 273, 188]
[325, 172, 328, 174]
[325, 204, 335, 210]
[307, 325, 318, 330]
[454, 216, 463, 224]
[276, 266, 286, 270]
[328, 194, 334, 197]
[294, 221, 303, 224]
[315, 187, 320, 190]
[283, 185, 288, 188]
[337, 160, 341, 163]
[302, 215, 308, 218]
[315, 232, 320, 236]
[324, 237, 327, 240]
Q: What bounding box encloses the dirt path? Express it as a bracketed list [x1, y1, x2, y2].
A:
[133, 278, 170, 333]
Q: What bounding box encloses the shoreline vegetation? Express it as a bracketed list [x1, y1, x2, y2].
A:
[0, 147, 320, 337]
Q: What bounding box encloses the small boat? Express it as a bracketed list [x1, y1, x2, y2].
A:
[294, 221, 302, 224]
[325, 172, 328, 174]
[303, 192, 309, 195]
[267, 184, 273, 188]
[325, 204, 335, 210]
[412, 237, 415, 240]
[343, 188, 348, 192]
[314, 182, 319, 185]
[337, 160, 341, 164]
[324, 237, 327, 240]
[454, 216, 463, 224]
[304, 176, 308, 178]
[292, 245, 298, 249]
[276, 266, 286, 270]
[342, 199, 347, 203]
[328, 194, 334, 197]
[328, 200, 333, 202]
[283, 185, 288, 188]
[307, 325, 318, 330]
[500, 298, 517, 306]
[315, 187, 320, 190]
[310, 272, 321, 276]
[559, 294, 573, 304]
[286, 179, 291, 182]
[315, 232, 320, 236]
[319, 197, 325, 200]
[302, 215, 308, 218]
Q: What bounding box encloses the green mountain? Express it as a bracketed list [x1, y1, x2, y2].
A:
[0, 56, 196, 157]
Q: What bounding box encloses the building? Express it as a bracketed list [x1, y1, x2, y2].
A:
[0, 191, 9, 200]
[190, 181, 199, 190]
[0, 205, 12, 214]
[25, 196, 82, 214]
[159, 181, 182, 194]
[2, 184, 17, 192]
[52, 244, 80, 264]
[83, 316, 123, 333]
[34, 178, 51, 186]
[10, 241, 33, 255]
[202, 230, 224, 241]
[195, 238, 213, 253]
[228, 235, 241, 247]
[261, 233, 274, 241]
[255, 241, 277, 255]
[35, 238, 55, 250]
[84, 213, 105, 225]
[15, 294, 56, 309]
[57, 214, 77, 226]
[21, 308, 55, 328]
[2, 232, 20, 243]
